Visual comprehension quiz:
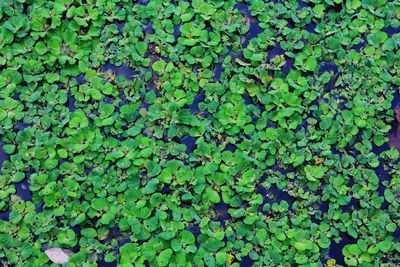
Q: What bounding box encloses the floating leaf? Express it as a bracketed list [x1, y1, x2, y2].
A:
[45, 248, 70, 264]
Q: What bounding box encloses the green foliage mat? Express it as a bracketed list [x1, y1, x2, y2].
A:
[0, 0, 399, 266]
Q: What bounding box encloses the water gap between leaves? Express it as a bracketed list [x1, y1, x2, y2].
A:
[0, 13, 399, 267]
[235, 3, 263, 48]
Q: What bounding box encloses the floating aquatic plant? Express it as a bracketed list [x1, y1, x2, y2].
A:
[0, 0, 399, 266]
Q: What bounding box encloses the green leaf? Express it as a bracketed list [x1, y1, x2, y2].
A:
[3, 144, 15, 154]
[181, 230, 195, 244]
[145, 160, 161, 177]
[384, 189, 395, 203]
[48, 36, 61, 55]
[386, 223, 396, 232]
[57, 229, 77, 247]
[34, 41, 48, 55]
[69, 110, 89, 128]
[313, 4, 325, 18]
[31, 16, 46, 31]
[304, 165, 327, 181]
[152, 60, 166, 73]
[157, 249, 173, 267]
[215, 252, 228, 265]
[91, 198, 109, 211]
[294, 240, 313, 252]
[204, 188, 220, 204]
[135, 42, 148, 56]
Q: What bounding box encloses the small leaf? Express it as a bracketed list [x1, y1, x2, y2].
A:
[152, 60, 166, 73]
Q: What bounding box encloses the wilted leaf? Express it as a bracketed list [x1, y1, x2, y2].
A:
[45, 248, 70, 264]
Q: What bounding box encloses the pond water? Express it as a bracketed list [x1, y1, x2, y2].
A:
[235, 3, 263, 48]
[0, 3, 399, 267]
[101, 63, 138, 81]
[2, 70, 398, 266]
[0, 141, 9, 168]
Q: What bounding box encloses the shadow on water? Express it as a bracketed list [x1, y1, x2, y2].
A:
[235, 3, 263, 48]
[101, 63, 138, 81]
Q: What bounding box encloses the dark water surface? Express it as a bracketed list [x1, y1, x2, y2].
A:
[235, 3, 263, 48]
[0, 4, 399, 267]
[329, 233, 357, 265]
[0, 141, 9, 168]
[101, 63, 138, 80]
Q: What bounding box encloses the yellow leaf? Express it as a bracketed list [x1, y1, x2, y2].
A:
[327, 259, 336, 267]
[227, 253, 235, 264]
